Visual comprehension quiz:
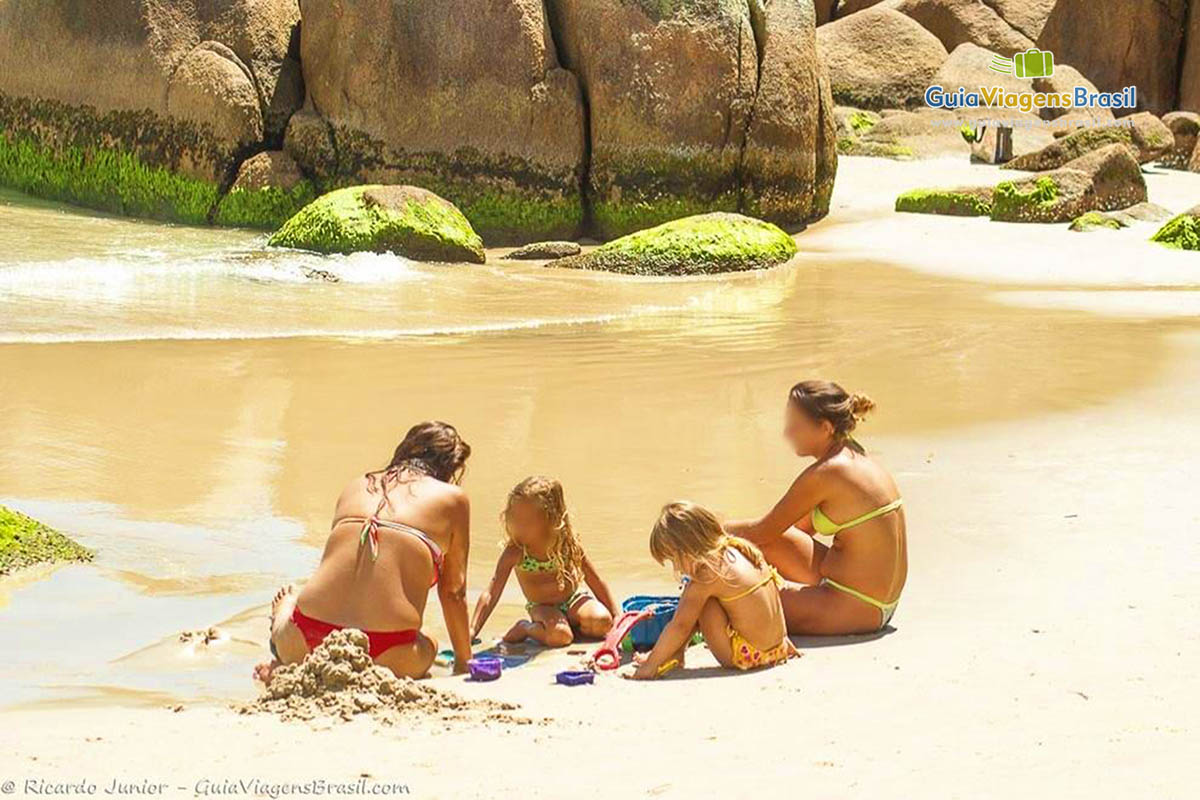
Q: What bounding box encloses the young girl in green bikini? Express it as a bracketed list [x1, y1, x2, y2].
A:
[472, 476, 616, 646]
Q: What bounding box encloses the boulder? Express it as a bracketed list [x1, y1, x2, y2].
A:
[889, 0, 1033, 57]
[835, 0, 889, 15]
[552, 212, 797, 276]
[214, 151, 316, 230]
[503, 241, 582, 260]
[268, 185, 486, 263]
[1038, 0, 1187, 116]
[1180, 3, 1200, 113]
[834, 107, 883, 139]
[1032, 65, 1115, 125]
[1068, 211, 1123, 232]
[1125, 112, 1175, 164]
[895, 186, 993, 216]
[0, 0, 301, 223]
[981, 0, 1056, 41]
[1161, 112, 1200, 169]
[1004, 127, 1135, 172]
[932, 43, 1029, 98]
[294, 0, 586, 244]
[1151, 205, 1200, 250]
[548, 0, 834, 238]
[1070, 202, 1172, 231]
[991, 144, 1147, 223]
[165, 42, 263, 152]
[855, 108, 969, 158]
[818, 7, 948, 110]
[742, 0, 839, 225]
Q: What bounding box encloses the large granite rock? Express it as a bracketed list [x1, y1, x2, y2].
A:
[889, 0, 1033, 56]
[1038, 0, 1187, 116]
[741, 0, 838, 225]
[292, 0, 586, 244]
[982, 0, 1056, 41]
[0, 0, 301, 223]
[548, 0, 833, 238]
[818, 7, 948, 110]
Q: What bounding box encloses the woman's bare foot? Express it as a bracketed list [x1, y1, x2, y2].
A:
[254, 584, 299, 683]
[270, 584, 296, 627]
[503, 620, 531, 643]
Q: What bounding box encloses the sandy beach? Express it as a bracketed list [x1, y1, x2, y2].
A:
[3, 155, 1199, 798]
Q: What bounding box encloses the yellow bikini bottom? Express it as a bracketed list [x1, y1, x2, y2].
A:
[728, 625, 795, 670]
[821, 577, 899, 629]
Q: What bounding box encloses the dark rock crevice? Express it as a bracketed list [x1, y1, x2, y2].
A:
[542, 0, 594, 238]
[737, 0, 769, 213]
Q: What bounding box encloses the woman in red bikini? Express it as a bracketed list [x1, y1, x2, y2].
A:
[258, 421, 474, 679]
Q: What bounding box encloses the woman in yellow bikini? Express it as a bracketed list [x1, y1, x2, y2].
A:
[724, 380, 907, 635]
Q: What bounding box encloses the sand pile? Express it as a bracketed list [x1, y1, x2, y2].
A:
[242, 629, 528, 724]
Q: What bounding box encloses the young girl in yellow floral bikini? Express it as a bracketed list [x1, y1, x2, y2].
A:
[628, 501, 796, 679]
[472, 476, 617, 646]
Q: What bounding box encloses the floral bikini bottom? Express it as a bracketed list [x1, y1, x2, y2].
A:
[727, 625, 796, 670]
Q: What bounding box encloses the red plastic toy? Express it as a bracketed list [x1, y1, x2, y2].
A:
[591, 609, 654, 671]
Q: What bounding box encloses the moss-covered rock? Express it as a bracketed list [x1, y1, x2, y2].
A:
[0, 505, 93, 577]
[895, 187, 993, 216]
[268, 185, 486, 262]
[991, 144, 1146, 223]
[1069, 211, 1124, 232]
[553, 212, 797, 276]
[1151, 207, 1200, 250]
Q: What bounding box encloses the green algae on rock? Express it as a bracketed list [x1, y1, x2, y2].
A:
[895, 188, 993, 216]
[0, 505, 93, 577]
[1069, 211, 1124, 232]
[553, 213, 797, 277]
[991, 144, 1146, 224]
[268, 185, 486, 263]
[213, 151, 317, 230]
[1151, 207, 1200, 250]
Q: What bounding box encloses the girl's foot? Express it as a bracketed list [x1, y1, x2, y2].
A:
[503, 620, 531, 643]
[254, 584, 298, 684]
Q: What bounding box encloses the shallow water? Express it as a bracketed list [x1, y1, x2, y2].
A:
[0, 182, 1196, 707]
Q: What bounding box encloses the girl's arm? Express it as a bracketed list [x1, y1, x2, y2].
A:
[724, 467, 827, 545]
[437, 489, 473, 675]
[471, 545, 520, 638]
[580, 553, 618, 617]
[629, 577, 715, 680]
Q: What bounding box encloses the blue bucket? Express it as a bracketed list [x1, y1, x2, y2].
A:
[620, 595, 679, 650]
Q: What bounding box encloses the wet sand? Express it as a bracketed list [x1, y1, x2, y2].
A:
[2, 157, 1199, 796]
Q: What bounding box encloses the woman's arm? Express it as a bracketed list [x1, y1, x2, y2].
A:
[724, 469, 826, 545]
[580, 553, 618, 617]
[629, 578, 714, 680]
[437, 489, 473, 674]
[471, 545, 519, 638]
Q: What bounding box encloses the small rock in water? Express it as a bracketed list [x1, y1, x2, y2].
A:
[502, 240, 582, 260]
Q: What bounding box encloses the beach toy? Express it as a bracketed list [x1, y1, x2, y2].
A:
[467, 655, 503, 681]
[592, 609, 654, 670]
[555, 670, 595, 686]
[621, 595, 681, 650]
[434, 637, 485, 668]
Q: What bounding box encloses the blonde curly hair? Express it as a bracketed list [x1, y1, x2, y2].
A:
[501, 476, 584, 590]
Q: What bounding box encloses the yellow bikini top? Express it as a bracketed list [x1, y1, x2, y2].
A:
[721, 566, 782, 603]
[812, 497, 903, 536]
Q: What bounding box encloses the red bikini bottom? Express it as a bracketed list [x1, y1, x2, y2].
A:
[291, 607, 418, 659]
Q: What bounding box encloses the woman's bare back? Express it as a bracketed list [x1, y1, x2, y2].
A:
[296, 471, 460, 631]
